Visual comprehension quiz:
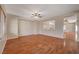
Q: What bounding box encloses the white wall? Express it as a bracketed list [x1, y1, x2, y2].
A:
[31, 21, 40, 34]
[0, 21, 1, 38]
[0, 7, 7, 54]
[77, 13, 79, 41]
[38, 16, 64, 38]
[7, 15, 40, 38]
[19, 20, 33, 36]
[9, 18, 18, 35]
[7, 14, 64, 39]
[18, 20, 40, 36]
[7, 15, 18, 39]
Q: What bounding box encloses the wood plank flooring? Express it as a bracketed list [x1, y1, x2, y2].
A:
[3, 34, 79, 54]
[64, 32, 75, 40]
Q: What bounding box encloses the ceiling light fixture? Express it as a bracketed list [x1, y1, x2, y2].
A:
[32, 11, 42, 18]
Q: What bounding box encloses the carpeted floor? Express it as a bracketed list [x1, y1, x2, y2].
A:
[3, 34, 79, 54]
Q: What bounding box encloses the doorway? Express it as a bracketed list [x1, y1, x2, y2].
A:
[64, 15, 77, 40]
[63, 15, 78, 53]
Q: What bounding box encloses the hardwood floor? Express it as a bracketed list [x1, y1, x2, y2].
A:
[3, 34, 79, 54]
[64, 32, 75, 40]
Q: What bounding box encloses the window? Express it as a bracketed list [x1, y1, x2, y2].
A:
[43, 20, 55, 30]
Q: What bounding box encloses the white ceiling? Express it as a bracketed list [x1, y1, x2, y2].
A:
[4, 4, 79, 21]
